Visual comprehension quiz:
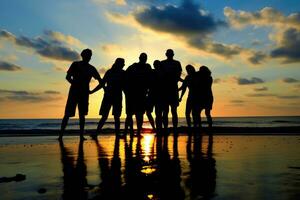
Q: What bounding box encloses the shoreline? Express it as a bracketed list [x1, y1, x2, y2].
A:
[0, 126, 299, 137]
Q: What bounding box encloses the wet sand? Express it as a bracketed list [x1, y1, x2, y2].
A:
[0, 134, 299, 200]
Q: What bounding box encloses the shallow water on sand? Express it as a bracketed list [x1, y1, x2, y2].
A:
[0, 134, 299, 200]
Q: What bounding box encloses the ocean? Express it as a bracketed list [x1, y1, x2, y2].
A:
[0, 116, 299, 130]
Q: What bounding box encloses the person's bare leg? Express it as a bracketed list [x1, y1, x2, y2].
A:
[59, 115, 69, 140]
[185, 107, 192, 129]
[79, 114, 86, 140]
[205, 109, 212, 128]
[162, 106, 169, 130]
[146, 111, 156, 130]
[192, 108, 200, 129]
[114, 116, 120, 135]
[136, 113, 143, 136]
[171, 105, 178, 131]
[97, 115, 108, 132]
[125, 115, 133, 136]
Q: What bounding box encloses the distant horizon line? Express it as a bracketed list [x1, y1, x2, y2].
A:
[1, 115, 300, 120]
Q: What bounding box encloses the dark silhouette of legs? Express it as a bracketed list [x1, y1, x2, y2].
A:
[185, 103, 192, 129]
[97, 114, 108, 132]
[162, 107, 169, 130]
[114, 116, 120, 135]
[136, 113, 143, 135]
[125, 115, 133, 136]
[192, 107, 201, 129]
[146, 111, 156, 130]
[155, 107, 162, 132]
[79, 114, 86, 140]
[171, 105, 178, 131]
[59, 115, 69, 140]
[205, 109, 212, 128]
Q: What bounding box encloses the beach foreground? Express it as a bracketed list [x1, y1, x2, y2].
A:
[0, 133, 299, 200]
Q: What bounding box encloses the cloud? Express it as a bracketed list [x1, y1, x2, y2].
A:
[106, 1, 266, 65]
[236, 77, 264, 85]
[0, 29, 80, 61]
[134, 0, 226, 36]
[276, 95, 300, 99]
[92, 0, 126, 6]
[224, 7, 300, 63]
[231, 100, 245, 103]
[248, 51, 267, 64]
[246, 93, 300, 99]
[254, 86, 268, 91]
[270, 28, 300, 63]
[282, 77, 299, 83]
[0, 60, 22, 71]
[246, 93, 276, 97]
[224, 7, 300, 29]
[0, 89, 61, 102]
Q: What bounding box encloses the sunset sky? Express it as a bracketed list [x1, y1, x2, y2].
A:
[0, 0, 299, 118]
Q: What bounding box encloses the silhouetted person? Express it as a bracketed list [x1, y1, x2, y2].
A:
[160, 49, 182, 132]
[152, 60, 164, 132]
[59, 49, 102, 140]
[59, 139, 88, 200]
[90, 58, 125, 137]
[124, 53, 152, 136]
[193, 66, 213, 129]
[179, 65, 196, 129]
[145, 60, 164, 131]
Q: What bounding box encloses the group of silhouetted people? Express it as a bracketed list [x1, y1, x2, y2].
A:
[58, 49, 213, 140]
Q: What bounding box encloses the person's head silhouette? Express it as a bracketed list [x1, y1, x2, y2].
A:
[165, 49, 174, 60]
[113, 58, 125, 70]
[186, 64, 195, 75]
[153, 60, 161, 70]
[199, 65, 211, 76]
[81, 49, 92, 63]
[139, 53, 147, 64]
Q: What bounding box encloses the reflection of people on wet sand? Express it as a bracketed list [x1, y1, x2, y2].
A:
[179, 65, 196, 129]
[160, 49, 182, 132]
[156, 135, 185, 199]
[90, 58, 125, 137]
[185, 134, 216, 199]
[193, 66, 214, 129]
[59, 140, 88, 200]
[59, 49, 102, 140]
[92, 137, 122, 199]
[124, 53, 152, 136]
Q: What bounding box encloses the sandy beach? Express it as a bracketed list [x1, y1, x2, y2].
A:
[0, 133, 299, 200]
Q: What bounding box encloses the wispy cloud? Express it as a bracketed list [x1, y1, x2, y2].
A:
[236, 77, 265, 85]
[0, 29, 80, 61]
[0, 89, 61, 102]
[0, 60, 22, 71]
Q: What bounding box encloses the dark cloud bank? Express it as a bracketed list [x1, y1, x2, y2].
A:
[0, 29, 80, 61]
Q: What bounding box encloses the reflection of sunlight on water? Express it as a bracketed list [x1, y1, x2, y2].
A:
[142, 134, 154, 162]
[141, 134, 156, 174]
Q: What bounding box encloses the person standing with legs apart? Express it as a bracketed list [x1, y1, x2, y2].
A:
[90, 58, 125, 138]
[124, 53, 152, 136]
[59, 49, 102, 141]
[160, 49, 182, 133]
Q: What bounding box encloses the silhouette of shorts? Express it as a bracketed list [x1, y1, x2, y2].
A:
[99, 94, 122, 117]
[64, 88, 89, 117]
